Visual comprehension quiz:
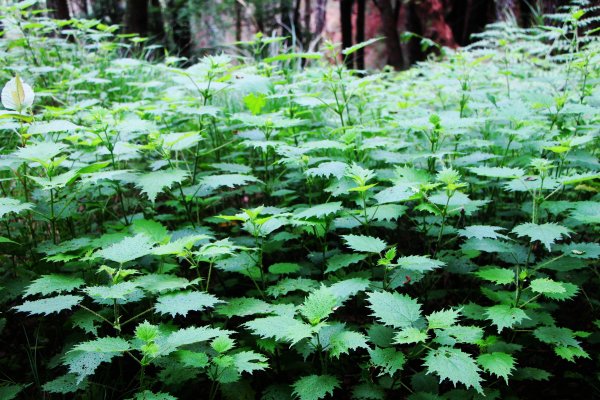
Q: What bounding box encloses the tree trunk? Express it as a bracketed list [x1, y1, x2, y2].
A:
[373, 0, 403, 69]
[495, 0, 521, 23]
[340, 0, 354, 66]
[314, 0, 327, 37]
[124, 0, 148, 35]
[235, 1, 242, 41]
[355, 0, 366, 69]
[48, 0, 70, 19]
[413, 0, 457, 48]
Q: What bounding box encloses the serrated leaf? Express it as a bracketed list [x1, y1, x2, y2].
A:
[0, 197, 33, 218]
[244, 316, 314, 345]
[424, 346, 483, 394]
[474, 267, 514, 285]
[477, 352, 515, 383]
[94, 234, 154, 264]
[469, 166, 524, 178]
[129, 391, 177, 400]
[305, 161, 347, 179]
[366, 291, 422, 329]
[84, 282, 139, 300]
[325, 253, 367, 274]
[529, 278, 566, 294]
[164, 326, 233, 352]
[299, 286, 338, 325]
[233, 350, 269, 374]
[328, 330, 368, 358]
[292, 375, 339, 400]
[155, 291, 222, 317]
[342, 234, 387, 253]
[71, 337, 130, 353]
[14, 295, 83, 315]
[485, 305, 529, 333]
[295, 202, 342, 219]
[200, 173, 261, 189]
[216, 297, 272, 317]
[394, 255, 444, 272]
[512, 223, 571, 251]
[64, 351, 116, 383]
[427, 308, 460, 330]
[368, 347, 406, 376]
[135, 169, 189, 203]
[393, 327, 428, 344]
[24, 274, 85, 297]
[458, 225, 509, 240]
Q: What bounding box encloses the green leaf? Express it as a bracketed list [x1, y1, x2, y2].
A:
[366, 291, 422, 329]
[129, 390, 177, 400]
[394, 255, 444, 272]
[533, 326, 580, 348]
[269, 262, 301, 275]
[292, 375, 340, 400]
[529, 278, 566, 294]
[328, 329, 368, 358]
[232, 350, 269, 374]
[42, 374, 85, 394]
[0, 197, 33, 218]
[94, 234, 154, 264]
[28, 120, 81, 134]
[14, 295, 83, 315]
[512, 223, 571, 251]
[299, 286, 338, 325]
[243, 316, 314, 345]
[305, 161, 347, 179]
[342, 37, 383, 56]
[164, 326, 233, 351]
[176, 350, 209, 368]
[131, 219, 169, 243]
[458, 225, 509, 240]
[84, 282, 139, 300]
[155, 291, 222, 317]
[342, 234, 387, 253]
[216, 297, 272, 317]
[200, 174, 261, 189]
[325, 253, 367, 274]
[393, 327, 428, 344]
[14, 141, 66, 164]
[295, 202, 343, 219]
[0, 384, 25, 400]
[134, 274, 191, 293]
[474, 267, 514, 285]
[71, 337, 130, 353]
[424, 346, 483, 394]
[24, 274, 85, 297]
[65, 351, 116, 383]
[135, 169, 189, 203]
[368, 347, 406, 376]
[477, 352, 515, 383]
[427, 308, 460, 330]
[485, 305, 529, 333]
[469, 166, 524, 178]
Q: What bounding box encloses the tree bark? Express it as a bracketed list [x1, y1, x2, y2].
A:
[373, 0, 403, 69]
[314, 0, 327, 37]
[355, 0, 366, 69]
[124, 0, 148, 35]
[48, 0, 70, 19]
[340, 0, 354, 66]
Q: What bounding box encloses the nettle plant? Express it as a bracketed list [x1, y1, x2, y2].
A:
[1, 1, 599, 400]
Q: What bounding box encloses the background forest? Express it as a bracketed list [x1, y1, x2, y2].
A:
[17, 0, 582, 69]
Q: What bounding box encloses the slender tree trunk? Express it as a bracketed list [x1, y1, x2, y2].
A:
[495, 0, 521, 23]
[48, 0, 70, 19]
[314, 0, 327, 37]
[235, 0, 242, 41]
[373, 0, 403, 69]
[124, 0, 148, 35]
[355, 0, 366, 69]
[340, 0, 354, 66]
